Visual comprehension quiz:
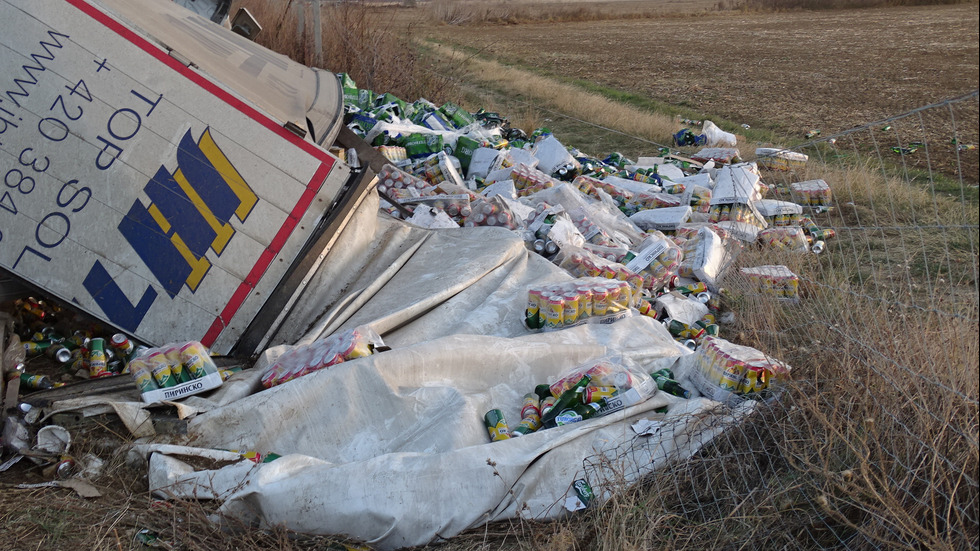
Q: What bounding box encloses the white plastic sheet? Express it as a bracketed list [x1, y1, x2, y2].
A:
[131, 195, 755, 549]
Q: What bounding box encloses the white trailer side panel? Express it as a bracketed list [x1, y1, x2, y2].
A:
[0, 0, 350, 353]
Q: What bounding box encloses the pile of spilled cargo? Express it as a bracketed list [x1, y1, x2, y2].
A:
[3, 299, 240, 396]
[328, 74, 829, 441]
[0, 72, 837, 475]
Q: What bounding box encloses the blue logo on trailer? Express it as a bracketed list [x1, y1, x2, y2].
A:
[84, 127, 257, 331]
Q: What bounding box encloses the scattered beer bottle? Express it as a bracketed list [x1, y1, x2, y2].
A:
[650, 368, 692, 399]
[540, 374, 591, 428]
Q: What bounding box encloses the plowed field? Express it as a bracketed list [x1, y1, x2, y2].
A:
[426, 4, 979, 137]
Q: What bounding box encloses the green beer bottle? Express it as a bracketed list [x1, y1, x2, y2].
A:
[534, 383, 553, 401]
[541, 375, 592, 429]
[650, 369, 691, 399]
[551, 400, 606, 427]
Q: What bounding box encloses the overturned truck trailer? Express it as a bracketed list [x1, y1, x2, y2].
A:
[0, 0, 376, 355]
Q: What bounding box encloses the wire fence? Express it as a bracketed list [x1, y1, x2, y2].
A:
[576, 92, 979, 550]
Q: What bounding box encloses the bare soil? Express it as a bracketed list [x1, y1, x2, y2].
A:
[423, 4, 979, 138]
[416, 3, 979, 187]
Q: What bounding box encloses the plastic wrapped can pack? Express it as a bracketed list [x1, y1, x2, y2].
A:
[128, 341, 221, 403]
[261, 327, 385, 388]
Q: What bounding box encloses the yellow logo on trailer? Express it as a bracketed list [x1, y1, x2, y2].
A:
[139, 127, 258, 291]
[83, 126, 258, 331]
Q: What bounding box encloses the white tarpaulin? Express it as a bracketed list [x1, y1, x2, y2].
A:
[129, 193, 756, 549]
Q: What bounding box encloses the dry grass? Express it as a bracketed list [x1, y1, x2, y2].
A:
[230, 0, 459, 102]
[425, 0, 684, 25]
[425, 42, 683, 145]
[424, 0, 972, 26]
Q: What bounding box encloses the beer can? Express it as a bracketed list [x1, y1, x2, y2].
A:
[484, 409, 511, 442]
[540, 395, 558, 416]
[582, 259, 601, 277]
[149, 361, 176, 388]
[520, 393, 541, 420]
[261, 364, 284, 388]
[146, 349, 167, 369]
[511, 419, 538, 436]
[718, 204, 731, 221]
[811, 228, 836, 240]
[742, 364, 771, 393]
[515, 400, 543, 432]
[343, 337, 374, 361]
[110, 333, 135, 356]
[24, 340, 52, 356]
[549, 368, 590, 398]
[617, 281, 634, 308]
[666, 319, 687, 337]
[20, 373, 56, 390]
[626, 274, 645, 295]
[677, 282, 708, 296]
[573, 478, 595, 506]
[591, 287, 609, 316]
[526, 289, 544, 329]
[582, 385, 619, 404]
[159, 346, 188, 383]
[562, 292, 581, 326]
[532, 239, 546, 255]
[218, 367, 242, 381]
[45, 344, 73, 364]
[129, 359, 159, 393]
[88, 338, 110, 378]
[107, 359, 124, 373]
[605, 285, 623, 311]
[67, 332, 89, 349]
[544, 296, 564, 329]
[575, 287, 594, 318]
[69, 354, 88, 375]
[179, 342, 212, 379]
[129, 345, 151, 363]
